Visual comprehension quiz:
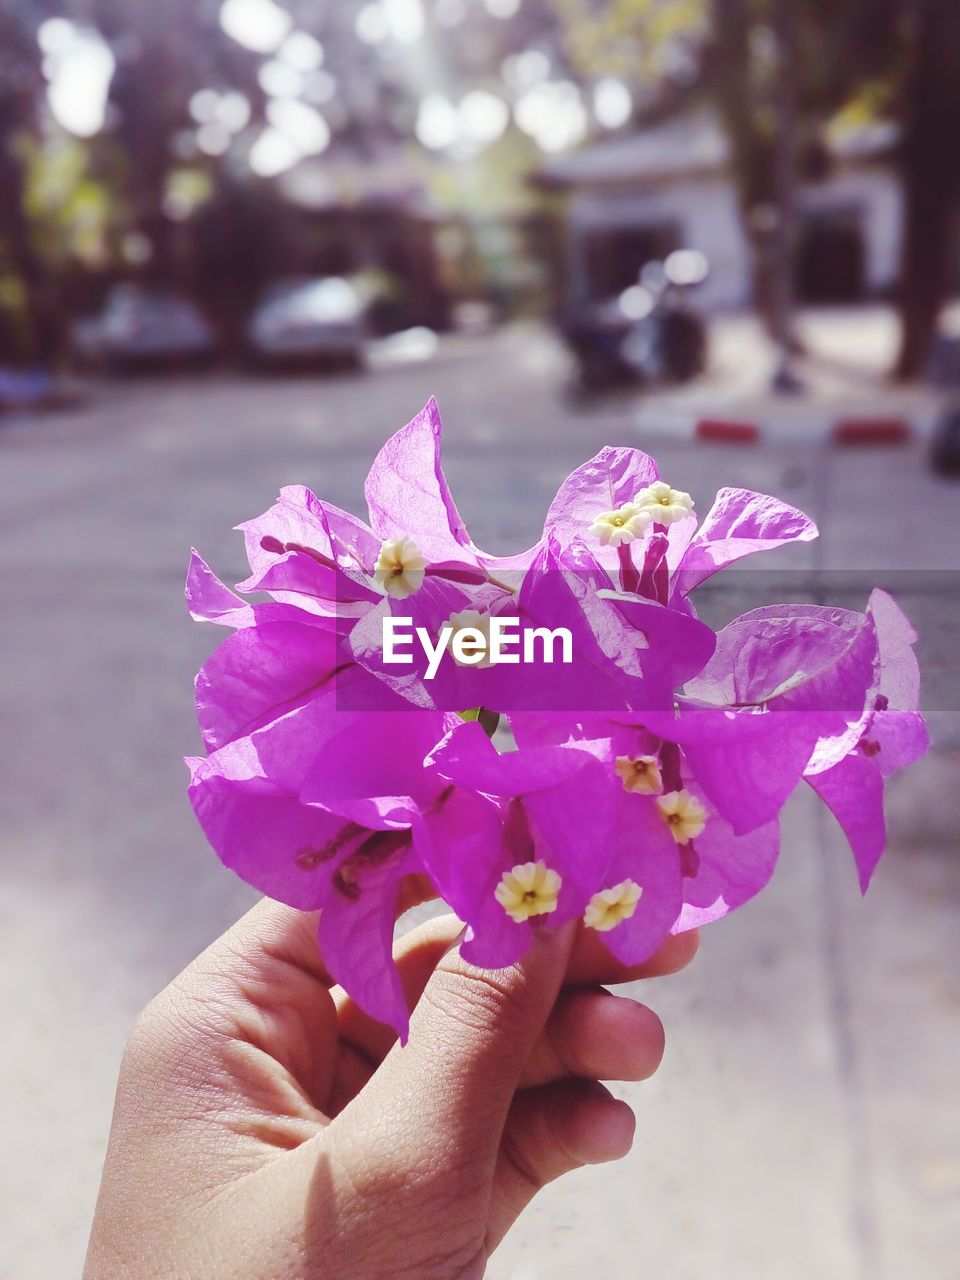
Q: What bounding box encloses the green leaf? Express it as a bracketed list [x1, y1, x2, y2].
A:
[458, 707, 501, 737]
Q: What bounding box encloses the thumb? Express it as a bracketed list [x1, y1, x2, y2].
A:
[336, 922, 577, 1182]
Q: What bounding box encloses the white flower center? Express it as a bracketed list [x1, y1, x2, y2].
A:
[495, 859, 562, 922]
[374, 536, 427, 599]
[583, 879, 644, 932]
[656, 789, 707, 845]
[444, 609, 494, 667]
[615, 754, 663, 795]
[589, 503, 651, 546]
[633, 481, 694, 526]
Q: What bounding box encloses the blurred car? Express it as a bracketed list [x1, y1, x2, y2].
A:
[72, 285, 217, 370]
[0, 366, 80, 414]
[247, 277, 366, 369]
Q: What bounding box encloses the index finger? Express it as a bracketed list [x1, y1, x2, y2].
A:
[332, 914, 698, 1067]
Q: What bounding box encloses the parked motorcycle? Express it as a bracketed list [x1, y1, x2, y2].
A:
[560, 250, 709, 398]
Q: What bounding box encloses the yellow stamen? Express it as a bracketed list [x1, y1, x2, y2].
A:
[633, 481, 695, 525]
[615, 754, 663, 795]
[583, 879, 644, 932]
[374, 535, 427, 599]
[656, 789, 707, 845]
[495, 859, 562, 923]
[444, 609, 493, 667]
[589, 503, 651, 547]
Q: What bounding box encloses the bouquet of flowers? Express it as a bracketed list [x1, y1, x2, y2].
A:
[186, 399, 928, 1038]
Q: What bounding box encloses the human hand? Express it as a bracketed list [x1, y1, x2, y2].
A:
[85, 895, 696, 1279]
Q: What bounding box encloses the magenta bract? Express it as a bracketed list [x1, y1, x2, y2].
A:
[186, 399, 927, 1035]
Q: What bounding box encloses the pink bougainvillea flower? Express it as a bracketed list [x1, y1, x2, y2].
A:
[513, 443, 816, 597]
[803, 590, 928, 890]
[537, 446, 662, 568]
[186, 399, 927, 1034]
[363, 397, 485, 570]
[187, 399, 519, 734]
[663, 485, 818, 598]
[623, 598, 879, 836]
[188, 699, 500, 1038]
[236, 485, 380, 617]
[672, 589, 927, 894]
[185, 546, 341, 631]
[217, 398, 506, 633]
[346, 529, 716, 714]
[463, 535, 715, 713]
[634, 706, 828, 836]
[345, 573, 512, 711]
[511, 710, 780, 957]
[187, 545, 378, 751]
[510, 712, 688, 964]
[420, 720, 618, 968]
[235, 389, 493, 601]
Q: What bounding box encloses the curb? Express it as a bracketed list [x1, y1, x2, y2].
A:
[831, 416, 912, 446]
[636, 410, 919, 447]
[695, 418, 761, 443]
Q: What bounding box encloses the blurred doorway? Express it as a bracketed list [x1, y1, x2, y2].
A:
[582, 221, 682, 300]
[795, 208, 867, 302]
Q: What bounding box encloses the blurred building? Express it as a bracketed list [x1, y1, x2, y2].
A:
[535, 109, 902, 311]
[277, 152, 450, 332]
[279, 146, 555, 330]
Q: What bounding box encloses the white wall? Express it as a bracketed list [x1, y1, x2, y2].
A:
[567, 165, 903, 308]
[796, 166, 903, 293]
[569, 177, 751, 309]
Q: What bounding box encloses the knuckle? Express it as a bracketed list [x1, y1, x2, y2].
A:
[425, 963, 538, 1040]
[122, 983, 220, 1086]
[498, 1122, 546, 1195]
[125, 994, 170, 1060]
[389, 1238, 488, 1280]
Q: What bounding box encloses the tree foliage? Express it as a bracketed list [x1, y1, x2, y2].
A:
[2, 0, 959, 373]
[548, 0, 960, 375]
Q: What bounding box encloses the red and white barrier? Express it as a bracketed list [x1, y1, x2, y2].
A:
[635, 406, 920, 447]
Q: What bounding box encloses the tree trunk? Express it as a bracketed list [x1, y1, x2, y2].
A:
[894, 0, 960, 380]
[0, 9, 62, 368]
[768, 0, 802, 387]
[0, 107, 62, 367]
[707, 0, 782, 334]
[895, 173, 954, 380]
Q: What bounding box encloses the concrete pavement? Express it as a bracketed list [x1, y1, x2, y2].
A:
[1, 324, 958, 1278]
[634, 306, 944, 445]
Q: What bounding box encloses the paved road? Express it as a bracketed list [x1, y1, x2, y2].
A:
[2, 325, 958, 1278]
